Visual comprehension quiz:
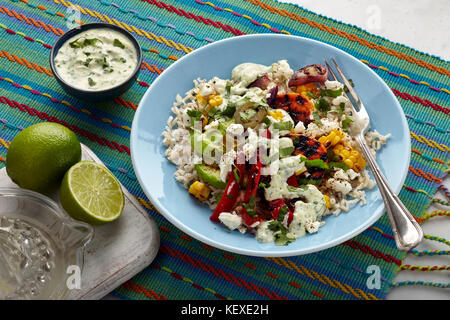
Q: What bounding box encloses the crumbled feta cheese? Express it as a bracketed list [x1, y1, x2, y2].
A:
[294, 121, 305, 134]
[198, 82, 215, 96]
[347, 169, 360, 180]
[219, 150, 237, 182]
[204, 120, 219, 131]
[270, 60, 294, 82]
[326, 178, 352, 195]
[324, 80, 344, 91]
[211, 77, 228, 95]
[219, 212, 242, 231]
[243, 128, 259, 161]
[332, 95, 349, 107]
[226, 123, 244, 136]
[305, 220, 322, 233]
[305, 118, 340, 138]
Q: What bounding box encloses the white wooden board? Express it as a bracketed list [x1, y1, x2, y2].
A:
[0, 144, 160, 300]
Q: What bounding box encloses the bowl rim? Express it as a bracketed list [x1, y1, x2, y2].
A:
[49, 22, 143, 95]
[130, 33, 411, 257]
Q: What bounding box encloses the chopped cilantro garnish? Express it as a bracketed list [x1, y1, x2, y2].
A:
[220, 103, 236, 118]
[312, 111, 322, 126]
[306, 91, 318, 99]
[233, 166, 240, 184]
[344, 79, 355, 93]
[70, 38, 102, 49]
[329, 161, 349, 171]
[83, 58, 92, 67]
[88, 77, 96, 86]
[225, 81, 232, 97]
[315, 98, 331, 112]
[327, 149, 341, 162]
[95, 57, 109, 69]
[242, 194, 257, 217]
[186, 109, 202, 126]
[259, 182, 270, 189]
[263, 117, 272, 126]
[342, 117, 354, 132]
[113, 39, 125, 49]
[321, 88, 343, 98]
[268, 205, 295, 246]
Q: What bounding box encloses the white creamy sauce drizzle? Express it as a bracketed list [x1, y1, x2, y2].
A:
[54, 28, 138, 91]
[256, 155, 326, 243]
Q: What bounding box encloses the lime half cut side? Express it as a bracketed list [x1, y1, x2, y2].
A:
[60, 161, 124, 225]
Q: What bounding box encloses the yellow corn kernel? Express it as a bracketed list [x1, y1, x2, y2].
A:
[324, 195, 330, 208]
[196, 94, 207, 106]
[351, 150, 360, 157]
[318, 136, 327, 145]
[340, 149, 351, 158]
[331, 135, 342, 146]
[348, 155, 357, 164]
[335, 129, 345, 138]
[333, 144, 344, 153]
[269, 110, 284, 121]
[208, 95, 223, 107]
[344, 158, 353, 169]
[295, 167, 307, 176]
[328, 131, 336, 141]
[357, 157, 366, 168]
[295, 83, 320, 96]
[189, 181, 211, 201]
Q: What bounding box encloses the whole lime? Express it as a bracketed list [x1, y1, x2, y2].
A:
[6, 122, 81, 193]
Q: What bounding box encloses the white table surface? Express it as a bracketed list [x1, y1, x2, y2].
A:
[106, 0, 449, 301]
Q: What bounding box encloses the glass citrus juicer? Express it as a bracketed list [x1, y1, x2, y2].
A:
[0, 188, 93, 299]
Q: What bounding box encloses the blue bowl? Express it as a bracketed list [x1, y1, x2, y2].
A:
[131, 34, 410, 257]
[49, 23, 142, 102]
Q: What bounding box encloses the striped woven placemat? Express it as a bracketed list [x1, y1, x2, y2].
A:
[0, 0, 448, 300]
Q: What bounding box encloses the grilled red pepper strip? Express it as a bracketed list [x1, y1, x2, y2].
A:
[210, 162, 245, 222]
[286, 175, 299, 187]
[241, 159, 263, 226]
[270, 199, 294, 226]
[244, 160, 263, 202]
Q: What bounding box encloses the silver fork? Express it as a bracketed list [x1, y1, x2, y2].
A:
[325, 58, 423, 251]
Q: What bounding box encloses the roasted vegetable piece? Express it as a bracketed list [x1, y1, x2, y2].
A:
[267, 86, 278, 107]
[274, 93, 314, 124]
[248, 74, 271, 90]
[209, 162, 246, 222]
[189, 181, 211, 202]
[269, 199, 293, 227]
[288, 64, 328, 87]
[292, 135, 328, 182]
[292, 135, 328, 161]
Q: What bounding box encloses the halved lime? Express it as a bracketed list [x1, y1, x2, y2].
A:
[60, 161, 124, 225]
